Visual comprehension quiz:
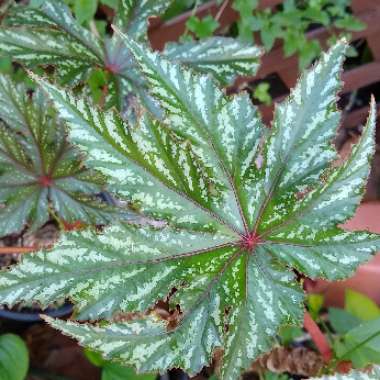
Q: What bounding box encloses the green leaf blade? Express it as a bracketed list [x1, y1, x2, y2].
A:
[256, 40, 347, 233]
[0, 334, 29, 380]
[0, 75, 115, 236]
[0, 223, 236, 317]
[0, 39, 379, 380]
[116, 0, 174, 41]
[30, 74, 240, 232]
[164, 37, 263, 85]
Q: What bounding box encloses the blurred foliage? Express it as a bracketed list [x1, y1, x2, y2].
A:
[0, 334, 29, 380]
[307, 289, 380, 371]
[264, 371, 290, 380]
[233, 0, 365, 69]
[329, 290, 380, 369]
[187, 14, 220, 38]
[253, 82, 272, 106]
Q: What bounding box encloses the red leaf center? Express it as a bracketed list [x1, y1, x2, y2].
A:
[105, 63, 121, 74]
[38, 175, 53, 187]
[241, 232, 261, 251]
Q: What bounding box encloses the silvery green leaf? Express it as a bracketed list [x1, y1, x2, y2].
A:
[0, 1, 102, 84]
[309, 366, 380, 379]
[164, 37, 263, 85]
[44, 299, 221, 376]
[0, 1, 262, 112]
[0, 76, 115, 236]
[0, 41, 379, 380]
[5, 1, 103, 58]
[115, 0, 174, 41]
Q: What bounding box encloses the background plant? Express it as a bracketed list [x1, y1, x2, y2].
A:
[85, 349, 157, 380]
[231, 0, 365, 106]
[233, 0, 365, 69]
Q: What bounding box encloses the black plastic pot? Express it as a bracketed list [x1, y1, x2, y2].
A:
[0, 303, 73, 323]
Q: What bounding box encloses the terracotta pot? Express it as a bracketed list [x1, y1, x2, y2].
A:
[308, 201, 380, 307]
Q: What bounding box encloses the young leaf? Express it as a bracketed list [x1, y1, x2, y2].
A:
[74, 0, 98, 25]
[345, 289, 380, 321]
[0, 334, 29, 380]
[0, 76, 114, 236]
[0, 41, 379, 380]
[186, 15, 219, 39]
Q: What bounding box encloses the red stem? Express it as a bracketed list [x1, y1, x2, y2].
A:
[62, 220, 84, 231]
[304, 311, 333, 363]
[0, 246, 38, 254]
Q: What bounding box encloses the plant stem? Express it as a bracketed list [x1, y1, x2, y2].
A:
[215, 0, 229, 22]
[0, 246, 37, 254]
[304, 311, 333, 363]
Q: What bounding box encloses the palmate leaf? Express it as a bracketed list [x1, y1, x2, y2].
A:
[0, 0, 262, 112]
[0, 76, 114, 237]
[115, 0, 174, 41]
[163, 37, 262, 85]
[0, 40, 379, 380]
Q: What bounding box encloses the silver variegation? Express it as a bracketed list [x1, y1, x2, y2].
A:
[0, 39, 379, 380]
[310, 366, 380, 379]
[0, 0, 262, 114]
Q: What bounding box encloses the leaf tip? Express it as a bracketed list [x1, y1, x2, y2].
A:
[40, 314, 52, 323]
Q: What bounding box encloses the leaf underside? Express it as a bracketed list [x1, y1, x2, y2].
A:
[0, 37, 379, 380]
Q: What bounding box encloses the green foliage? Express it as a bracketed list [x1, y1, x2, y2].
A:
[73, 0, 98, 24]
[264, 371, 290, 380]
[233, 0, 365, 68]
[335, 317, 380, 368]
[308, 294, 325, 320]
[278, 325, 303, 346]
[328, 290, 380, 335]
[164, 37, 262, 86]
[328, 308, 361, 335]
[233, 0, 259, 42]
[0, 39, 378, 380]
[0, 334, 29, 380]
[0, 76, 115, 237]
[328, 291, 380, 368]
[186, 15, 219, 39]
[345, 289, 380, 321]
[253, 82, 272, 105]
[0, 0, 261, 115]
[85, 349, 157, 380]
